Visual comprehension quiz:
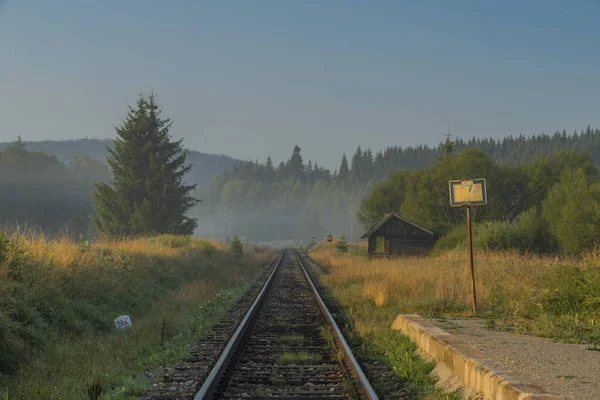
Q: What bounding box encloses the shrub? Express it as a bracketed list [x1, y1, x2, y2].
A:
[335, 235, 348, 254]
[434, 208, 555, 254]
[231, 235, 243, 259]
[473, 221, 532, 251]
[432, 225, 466, 253]
[542, 168, 600, 254]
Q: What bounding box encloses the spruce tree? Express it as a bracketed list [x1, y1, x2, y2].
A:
[265, 155, 274, 178]
[338, 154, 350, 180]
[286, 145, 305, 180]
[231, 235, 243, 258]
[92, 93, 198, 237]
[350, 146, 363, 181]
[443, 132, 455, 157]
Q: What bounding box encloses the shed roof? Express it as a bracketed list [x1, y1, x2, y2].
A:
[360, 213, 434, 239]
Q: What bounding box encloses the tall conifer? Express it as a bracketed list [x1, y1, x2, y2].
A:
[92, 93, 198, 236]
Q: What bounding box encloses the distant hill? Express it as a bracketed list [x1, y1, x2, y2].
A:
[0, 138, 242, 188]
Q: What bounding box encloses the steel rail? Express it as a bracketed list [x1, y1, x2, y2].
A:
[293, 249, 379, 400]
[193, 250, 286, 400]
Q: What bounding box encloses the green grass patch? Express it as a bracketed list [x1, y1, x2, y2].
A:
[276, 335, 305, 346]
[278, 352, 322, 365]
[0, 233, 273, 399]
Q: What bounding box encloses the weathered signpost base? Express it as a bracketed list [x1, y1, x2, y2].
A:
[466, 206, 477, 314]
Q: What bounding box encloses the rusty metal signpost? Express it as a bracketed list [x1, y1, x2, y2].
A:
[449, 179, 487, 314]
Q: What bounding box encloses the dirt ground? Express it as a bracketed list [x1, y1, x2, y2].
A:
[433, 318, 599, 400]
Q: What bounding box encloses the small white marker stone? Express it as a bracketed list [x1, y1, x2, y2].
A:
[114, 315, 132, 330]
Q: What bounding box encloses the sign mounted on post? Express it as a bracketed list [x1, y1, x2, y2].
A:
[449, 179, 487, 207]
[448, 178, 487, 315]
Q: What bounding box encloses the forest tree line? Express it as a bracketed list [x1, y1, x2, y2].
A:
[359, 148, 600, 255]
[201, 126, 600, 245]
[3, 125, 600, 243]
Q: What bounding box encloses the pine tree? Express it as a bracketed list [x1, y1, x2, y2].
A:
[363, 149, 374, 180]
[374, 151, 385, 179]
[92, 93, 198, 237]
[338, 154, 350, 180]
[286, 145, 305, 180]
[443, 132, 455, 157]
[306, 160, 314, 180]
[336, 234, 348, 253]
[350, 146, 363, 181]
[265, 155, 274, 178]
[231, 235, 243, 258]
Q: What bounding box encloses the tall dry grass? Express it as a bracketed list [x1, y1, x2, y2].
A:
[0, 231, 271, 374]
[0, 231, 274, 399]
[311, 243, 600, 341]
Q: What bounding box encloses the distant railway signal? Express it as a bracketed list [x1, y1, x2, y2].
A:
[449, 178, 487, 315]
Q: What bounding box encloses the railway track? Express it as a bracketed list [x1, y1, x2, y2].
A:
[145, 249, 409, 400]
[195, 249, 377, 400]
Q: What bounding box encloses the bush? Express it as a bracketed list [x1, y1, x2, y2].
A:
[473, 221, 532, 252]
[542, 168, 600, 254]
[432, 225, 466, 253]
[335, 235, 348, 253]
[231, 235, 243, 259]
[433, 209, 554, 254]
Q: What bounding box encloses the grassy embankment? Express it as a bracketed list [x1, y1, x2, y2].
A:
[308, 241, 600, 398]
[0, 231, 273, 399]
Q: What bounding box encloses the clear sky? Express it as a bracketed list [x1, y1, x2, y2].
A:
[1, 1, 599, 170]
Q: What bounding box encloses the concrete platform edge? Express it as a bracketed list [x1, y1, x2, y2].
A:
[391, 314, 564, 400]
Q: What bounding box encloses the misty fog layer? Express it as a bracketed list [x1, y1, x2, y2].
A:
[4, 127, 600, 240]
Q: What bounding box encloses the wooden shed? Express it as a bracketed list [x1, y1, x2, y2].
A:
[361, 214, 435, 257]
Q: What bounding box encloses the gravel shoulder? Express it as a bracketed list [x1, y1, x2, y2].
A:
[433, 318, 599, 400]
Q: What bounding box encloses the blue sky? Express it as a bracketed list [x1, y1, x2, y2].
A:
[1, 1, 599, 169]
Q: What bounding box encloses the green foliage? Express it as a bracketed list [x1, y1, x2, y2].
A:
[516, 264, 600, 343]
[523, 150, 598, 211]
[338, 153, 350, 180]
[0, 262, 267, 399]
[472, 221, 534, 252]
[0, 234, 265, 378]
[542, 168, 600, 254]
[198, 127, 600, 242]
[360, 148, 521, 231]
[231, 235, 243, 259]
[92, 93, 198, 237]
[360, 146, 600, 255]
[357, 170, 410, 228]
[335, 235, 348, 253]
[432, 225, 466, 253]
[434, 209, 555, 254]
[443, 133, 455, 157]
